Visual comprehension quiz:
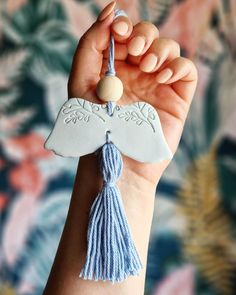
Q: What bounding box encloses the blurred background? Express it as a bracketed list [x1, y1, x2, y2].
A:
[0, 0, 236, 294]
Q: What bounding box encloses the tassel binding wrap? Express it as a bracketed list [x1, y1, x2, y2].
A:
[79, 141, 143, 282]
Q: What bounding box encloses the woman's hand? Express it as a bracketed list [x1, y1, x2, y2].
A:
[44, 3, 197, 295]
[68, 1, 198, 187]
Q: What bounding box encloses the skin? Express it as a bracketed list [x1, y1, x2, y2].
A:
[43, 2, 198, 295]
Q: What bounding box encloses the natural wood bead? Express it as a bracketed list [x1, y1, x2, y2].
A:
[96, 75, 123, 102]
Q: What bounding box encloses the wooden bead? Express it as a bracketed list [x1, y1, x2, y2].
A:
[96, 76, 123, 102]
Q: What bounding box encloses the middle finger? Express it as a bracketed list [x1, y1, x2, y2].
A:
[126, 21, 159, 62]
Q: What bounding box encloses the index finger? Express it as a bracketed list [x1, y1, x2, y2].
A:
[111, 15, 133, 43]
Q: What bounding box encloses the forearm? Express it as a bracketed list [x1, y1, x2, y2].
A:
[43, 153, 157, 295]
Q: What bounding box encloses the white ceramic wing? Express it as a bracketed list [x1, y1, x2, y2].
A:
[45, 98, 108, 157]
[45, 98, 173, 163]
[110, 102, 172, 163]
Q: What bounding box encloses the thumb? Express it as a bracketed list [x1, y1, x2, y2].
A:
[68, 1, 116, 98]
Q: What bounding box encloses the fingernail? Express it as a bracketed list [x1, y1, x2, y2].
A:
[140, 53, 158, 72]
[113, 21, 129, 36]
[156, 68, 173, 83]
[98, 1, 116, 21]
[128, 36, 146, 56]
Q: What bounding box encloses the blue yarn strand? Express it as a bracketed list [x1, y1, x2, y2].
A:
[79, 9, 143, 283]
[105, 9, 127, 77]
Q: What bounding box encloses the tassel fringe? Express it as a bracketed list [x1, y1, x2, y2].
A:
[79, 142, 142, 283]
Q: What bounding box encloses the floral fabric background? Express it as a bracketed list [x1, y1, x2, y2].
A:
[0, 0, 236, 295]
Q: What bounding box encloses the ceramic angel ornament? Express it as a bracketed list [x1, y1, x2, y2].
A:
[45, 9, 172, 283]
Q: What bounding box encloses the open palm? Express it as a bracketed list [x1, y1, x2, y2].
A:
[68, 2, 197, 184]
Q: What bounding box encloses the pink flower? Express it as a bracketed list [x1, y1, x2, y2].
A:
[2, 195, 38, 266]
[0, 158, 6, 169]
[4, 133, 52, 162]
[18, 283, 35, 295]
[0, 193, 8, 210]
[160, 0, 218, 57]
[6, 0, 28, 14]
[9, 160, 45, 198]
[62, 0, 94, 38]
[153, 265, 195, 295]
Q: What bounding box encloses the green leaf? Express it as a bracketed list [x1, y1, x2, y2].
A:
[217, 138, 236, 216]
[0, 88, 19, 112]
[203, 57, 222, 147]
[2, 0, 76, 73]
[0, 49, 28, 86]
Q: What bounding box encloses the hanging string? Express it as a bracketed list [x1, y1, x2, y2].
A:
[106, 9, 127, 115]
[105, 9, 127, 77]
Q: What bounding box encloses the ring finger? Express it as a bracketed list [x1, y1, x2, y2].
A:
[139, 38, 181, 73]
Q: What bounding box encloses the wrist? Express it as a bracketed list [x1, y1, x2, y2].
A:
[76, 152, 165, 199]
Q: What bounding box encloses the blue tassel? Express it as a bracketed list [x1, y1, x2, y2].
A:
[79, 142, 143, 282]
